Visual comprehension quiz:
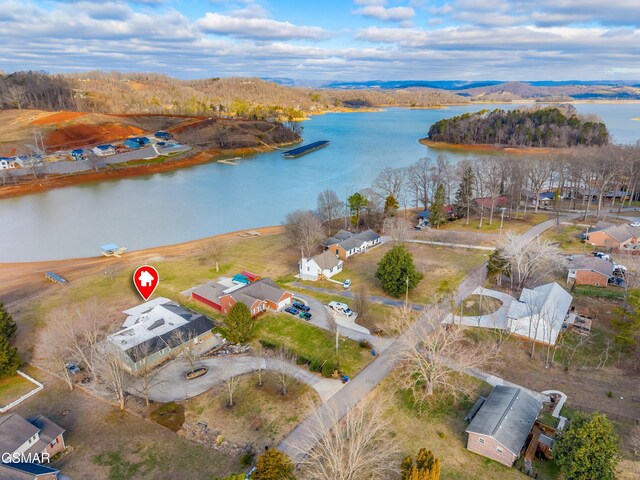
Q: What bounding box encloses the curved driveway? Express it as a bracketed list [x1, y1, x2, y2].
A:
[129, 356, 344, 403]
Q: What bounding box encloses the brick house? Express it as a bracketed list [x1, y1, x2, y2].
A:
[192, 278, 292, 316]
[466, 386, 542, 467]
[586, 223, 640, 249]
[323, 229, 382, 260]
[567, 254, 613, 287]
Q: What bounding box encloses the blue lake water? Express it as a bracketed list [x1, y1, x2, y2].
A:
[1, 104, 639, 262]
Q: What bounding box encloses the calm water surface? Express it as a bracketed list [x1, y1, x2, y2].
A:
[2, 104, 639, 262]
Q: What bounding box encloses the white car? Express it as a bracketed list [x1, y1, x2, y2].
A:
[328, 301, 353, 317]
[630, 222, 640, 228]
[343, 279, 351, 289]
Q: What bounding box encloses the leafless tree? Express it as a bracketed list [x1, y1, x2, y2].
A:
[393, 305, 499, 403]
[317, 189, 344, 235]
[223, 375, 242, 407]
[171, 330, 199, 373]
[284, 209, 325, 258]
[372, 166, 406, 201]
[382, 215, 412, 243]
[527, 157, 553, 214]
[95, 348, 130, 410]
[55, 302, 105, 377]
[630, 425, 640, 455]
[252, 352, 266, 387]
[500, 232, 565, 291]
[40, 337, 74, 391]
[86, 151, 102, 172]
[268, 349, 300, 396]
[128, 342, 161, 407]
[296, 397, 399, 480]
[407, 157, 432, 209]
[199, 239, 227, 272]
[353, 286, 370, 328]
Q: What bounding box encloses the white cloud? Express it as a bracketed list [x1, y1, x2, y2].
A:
[195, 12, 329, 40]
[354, 5, 415, 22]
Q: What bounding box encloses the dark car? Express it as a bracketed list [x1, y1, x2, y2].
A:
[284, 307, 299, 315]
[65, 362, 81, 375]
[299, 312, 312, 320]
[292, 301, 310, 312]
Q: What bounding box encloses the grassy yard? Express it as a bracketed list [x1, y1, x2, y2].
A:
[15, 369, 239, 480]
[376, 378, 530, 480]
[0, 368, 40, 406]
[440, 213, 551, 235]
[453, 295, 502, 317]
[572, 284, 625, 300]
[184, 374, 319, 449]
[254, 314, 372, 377]
[541, 224, 596, 253]
[309, 243, 488, 305]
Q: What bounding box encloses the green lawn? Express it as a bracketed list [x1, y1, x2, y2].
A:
[0, 370, 39, 407]
[572, 285, 625, 301]
[254, 314, 372, 377]
[541, 224, 596, 253]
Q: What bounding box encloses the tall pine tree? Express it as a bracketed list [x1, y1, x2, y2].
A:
[429, 184, 447, 228]
[0, 304, 17, 341]
[454, 164, 475, 224]
[0, 304, 19, 378]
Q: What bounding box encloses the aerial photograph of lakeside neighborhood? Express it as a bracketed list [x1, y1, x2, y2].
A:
[2, 1, 640, 479]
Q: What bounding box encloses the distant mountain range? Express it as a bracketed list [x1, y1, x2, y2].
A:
[317, 80, 640, 90]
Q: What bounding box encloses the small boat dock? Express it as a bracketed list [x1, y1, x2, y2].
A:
[282, 140, 329, 159]
[100, 243, 127, 257]
[45, 271, 69, 285]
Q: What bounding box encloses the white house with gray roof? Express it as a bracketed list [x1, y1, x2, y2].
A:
[323, 229, 382, 260]
[299, 250, 343, 281]
[466, 385, 542, 467]
[507, 282, 572, 345]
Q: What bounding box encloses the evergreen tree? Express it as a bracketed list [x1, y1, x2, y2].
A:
[225, 302, 254, 344]
[252, 448, 296, 480]
[384, 194, 400, 216]
[0, 334, 20, 378]
[554, 413, 619, 480]
[401, 448, 441, 480]
[0, 304, 17, 341]
[348, 192, 369, 228]
[429, 184, 447, 228]
[454, 164, 475, 222]
[375, 245, 423, 297]
[486, 249, 510, 286]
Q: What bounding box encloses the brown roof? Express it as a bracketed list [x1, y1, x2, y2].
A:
[230, 278, 288, 305]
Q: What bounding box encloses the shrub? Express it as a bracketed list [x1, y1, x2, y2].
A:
[359, 339, 371, 349]
[322, 362, 337, 378]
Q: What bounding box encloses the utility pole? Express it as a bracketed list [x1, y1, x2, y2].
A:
[499, 207, 507, 239]
[405, 275, 409, 307]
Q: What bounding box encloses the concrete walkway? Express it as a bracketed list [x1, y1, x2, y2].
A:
[541, 389, 568, 430]
[130, 356, 344, 403]
[445, 287, 515, 329]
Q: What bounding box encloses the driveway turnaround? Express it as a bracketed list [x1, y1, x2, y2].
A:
[444, 286, 515, 329]
[130, 356, 344, 403]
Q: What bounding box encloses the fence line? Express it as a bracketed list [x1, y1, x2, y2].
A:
[0, 370, 44, 413]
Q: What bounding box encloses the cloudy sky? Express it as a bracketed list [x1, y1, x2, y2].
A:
[1, 0, 639, 81]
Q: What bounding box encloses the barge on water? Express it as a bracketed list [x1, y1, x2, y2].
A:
[282, 140, 329, 159]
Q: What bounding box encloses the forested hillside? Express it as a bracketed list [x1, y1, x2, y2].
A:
[0, 71, 467, 118]
[427, 107, 609, 148]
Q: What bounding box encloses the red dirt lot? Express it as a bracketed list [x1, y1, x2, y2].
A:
[31, 111, 87, 125]
[44, 123, 145, 149]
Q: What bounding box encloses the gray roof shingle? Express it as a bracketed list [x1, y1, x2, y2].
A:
[466, 386, 542, 456]
[0, 414, 39, 453]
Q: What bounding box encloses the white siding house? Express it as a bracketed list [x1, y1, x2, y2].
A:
[507, 283, 572, 345]
[299, 250, 343, 281]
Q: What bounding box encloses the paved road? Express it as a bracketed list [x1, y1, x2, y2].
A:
[405, 239, 495, 251]
[279, 213, 580, 463]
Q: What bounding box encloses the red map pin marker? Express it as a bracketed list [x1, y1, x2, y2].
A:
[133, 265, 159, 301]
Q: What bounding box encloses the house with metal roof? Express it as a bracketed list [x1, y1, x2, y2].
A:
[465, 386, 542, 467]
[322, 229, 382, 260]
[124, 137, 150, 149]
[92, 144, 116, 156]
[299, 250, 343, 281]
[507, 282, 572, 345]
[0, 461, 60, 480]
[191, 278, 292, 316]
[567, 254, 614, 287]
[107, 301, 216, 373]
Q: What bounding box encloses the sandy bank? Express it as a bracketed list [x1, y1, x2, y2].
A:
[419, 138, 569, 155]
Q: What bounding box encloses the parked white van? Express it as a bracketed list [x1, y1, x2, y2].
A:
[328, 301, 353, 317]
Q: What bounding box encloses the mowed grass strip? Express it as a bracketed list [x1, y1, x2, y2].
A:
[254, 314, 371, 377]
[0, 371, 38, 406]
